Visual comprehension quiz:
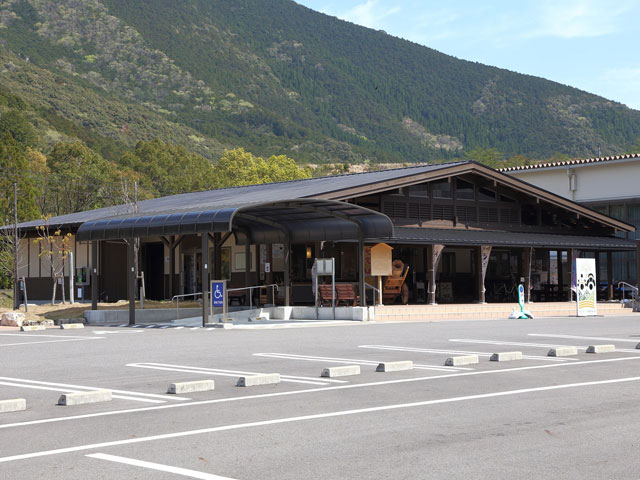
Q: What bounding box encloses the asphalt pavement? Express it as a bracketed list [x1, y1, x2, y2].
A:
[1, 314, 640, 479]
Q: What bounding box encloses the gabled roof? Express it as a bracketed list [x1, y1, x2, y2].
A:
[499, 153, 640, 172]
[14, 159, 634, 234]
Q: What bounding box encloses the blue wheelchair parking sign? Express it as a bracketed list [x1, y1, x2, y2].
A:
[212, 281, 224, 307]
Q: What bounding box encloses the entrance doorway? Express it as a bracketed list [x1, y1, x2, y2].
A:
[142, 242, 165, 300]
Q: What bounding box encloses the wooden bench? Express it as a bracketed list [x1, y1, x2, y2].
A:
[318, 283, 359, 306]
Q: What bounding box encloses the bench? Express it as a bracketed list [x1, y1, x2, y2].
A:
[318, 283, 359, 306]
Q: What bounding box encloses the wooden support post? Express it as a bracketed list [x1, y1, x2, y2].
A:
[523, 247, 532, 304]
[566, 248, 573, 301]
[607, 251, 613, 300]
[168, 235, 175, 299]
[476, 247, 484, 303]
[245, 242, 251, 306]
[128, 239, 136, 326]
[359, 238, 366, 307]
[91, 240, 98, 310]
[266, 243, 273, 287]
[284, 238, 291, 306]
[202, 233, 210, 326]
[636, 241, 640, 304]
[428, 244, 445, 305]
[214, 232, 222, 281]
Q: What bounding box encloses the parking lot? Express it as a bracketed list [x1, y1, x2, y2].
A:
[1, 314, 640, 479]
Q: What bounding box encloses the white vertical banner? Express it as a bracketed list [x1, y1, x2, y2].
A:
[575, 258, 597, 316]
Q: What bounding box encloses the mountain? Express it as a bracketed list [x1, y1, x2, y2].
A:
[1, 0, 640, 164]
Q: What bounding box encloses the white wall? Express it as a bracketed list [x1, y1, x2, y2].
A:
[509, 159, 640, 203]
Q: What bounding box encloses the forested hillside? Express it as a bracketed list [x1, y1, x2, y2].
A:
[1, 0, 640, 166]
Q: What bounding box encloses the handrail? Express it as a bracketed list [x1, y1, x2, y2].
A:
[365, 283, 380, 306]
[617, 281, 638, 304]
[617, 281, 638, 294]
[227, 283, 279, 310]
[172, 292, 202, 321]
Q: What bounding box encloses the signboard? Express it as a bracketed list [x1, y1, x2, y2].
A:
[575, 258, 597, 316]
[264, 262, 271, 273]
[370, 243, 393, 277]
[316, 258, 334, 275]
[211, 280, 225, 307]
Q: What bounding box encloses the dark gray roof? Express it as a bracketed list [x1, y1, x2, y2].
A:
[76, 199, 394, 243]
[19, 162, 465, 230]
[387, 227, 636, 250]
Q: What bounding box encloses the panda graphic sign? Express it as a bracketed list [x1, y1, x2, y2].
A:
[575, 258, 597, 316]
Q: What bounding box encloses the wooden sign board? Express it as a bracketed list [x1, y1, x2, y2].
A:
[370, 243, 393, 276]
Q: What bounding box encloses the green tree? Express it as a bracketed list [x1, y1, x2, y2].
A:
[47, 141, 128, 215]
[464, 147, 506, 168]
[0, 110, 37, 149]
[0, 132, 39, 222]
[119, 139, 217, 196]
[214, 148, 310, 188]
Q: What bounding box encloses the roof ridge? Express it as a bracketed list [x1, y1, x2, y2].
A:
[498, 152, 640, 172]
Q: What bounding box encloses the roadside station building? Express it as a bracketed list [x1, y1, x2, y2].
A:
[13, 160, 638, 321]
[502, 153, 640, 296]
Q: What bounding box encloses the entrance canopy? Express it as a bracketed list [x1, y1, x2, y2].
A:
[76, 199, 393, 243]
[389, 227, 636, 250]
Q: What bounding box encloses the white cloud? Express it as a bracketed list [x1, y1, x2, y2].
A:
[528, 0, 635, 39]
[337, 0, 402, 30]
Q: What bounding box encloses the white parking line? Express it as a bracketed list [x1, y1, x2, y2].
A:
[0, 338, 104, 347]
[358, 344, 568, 361]
[0, 381, 164, 403]
[3, 355, 640, 432]
[2, 374, 640, 464]
[0, 376, 191, 402]
[529, 333, 640, 344]
[0, 334, 93, 339]
[127, 362, 339, 385]
[87, 453, 236, 479]
[448, 339, 580, 360]
[253, 352, 473, 371]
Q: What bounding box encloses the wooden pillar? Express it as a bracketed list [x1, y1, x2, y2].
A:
[284, 238, 291, 306]
[128, 239, 136, 326]
[214, 232, 222, 280]
[168, 235, 175, 299]
[428, 244, 445, 305]
[201, 233, 210, 326]
[606, 251, 613, 300]
[636, 241, 640, 303]
[566, 249, 573, 302]
[359, 238, 366, 306]
[91, 240, 98, 310]
[477, 246, 491, 304]
[476, 246, 484, 303]
[523, 247, 533, 304]
[265, 243, 273, 285]
[245, 242, 251, 306]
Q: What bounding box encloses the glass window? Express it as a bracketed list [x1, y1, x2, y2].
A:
[627, 204, 640, 240]
[478, 187, 496, 202]
[408, 184, 429, 197]
[456, 179, 474, 200]
[500, 194, 516, 203]
[609, 204, 625, 221]
[431, 179, 452, 199]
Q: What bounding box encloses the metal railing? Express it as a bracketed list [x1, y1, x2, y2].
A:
[171, 292, 202, 320]
[366, 283, 381, 306]
[227, 284, 278, 310]
[618, 282, 638, 311]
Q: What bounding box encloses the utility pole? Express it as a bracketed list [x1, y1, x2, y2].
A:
[13, 182, 19, 310]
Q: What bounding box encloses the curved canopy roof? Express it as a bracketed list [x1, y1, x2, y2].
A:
[76, 199, 394, 244]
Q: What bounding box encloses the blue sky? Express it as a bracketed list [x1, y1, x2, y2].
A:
[295, 0, 640, 110]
